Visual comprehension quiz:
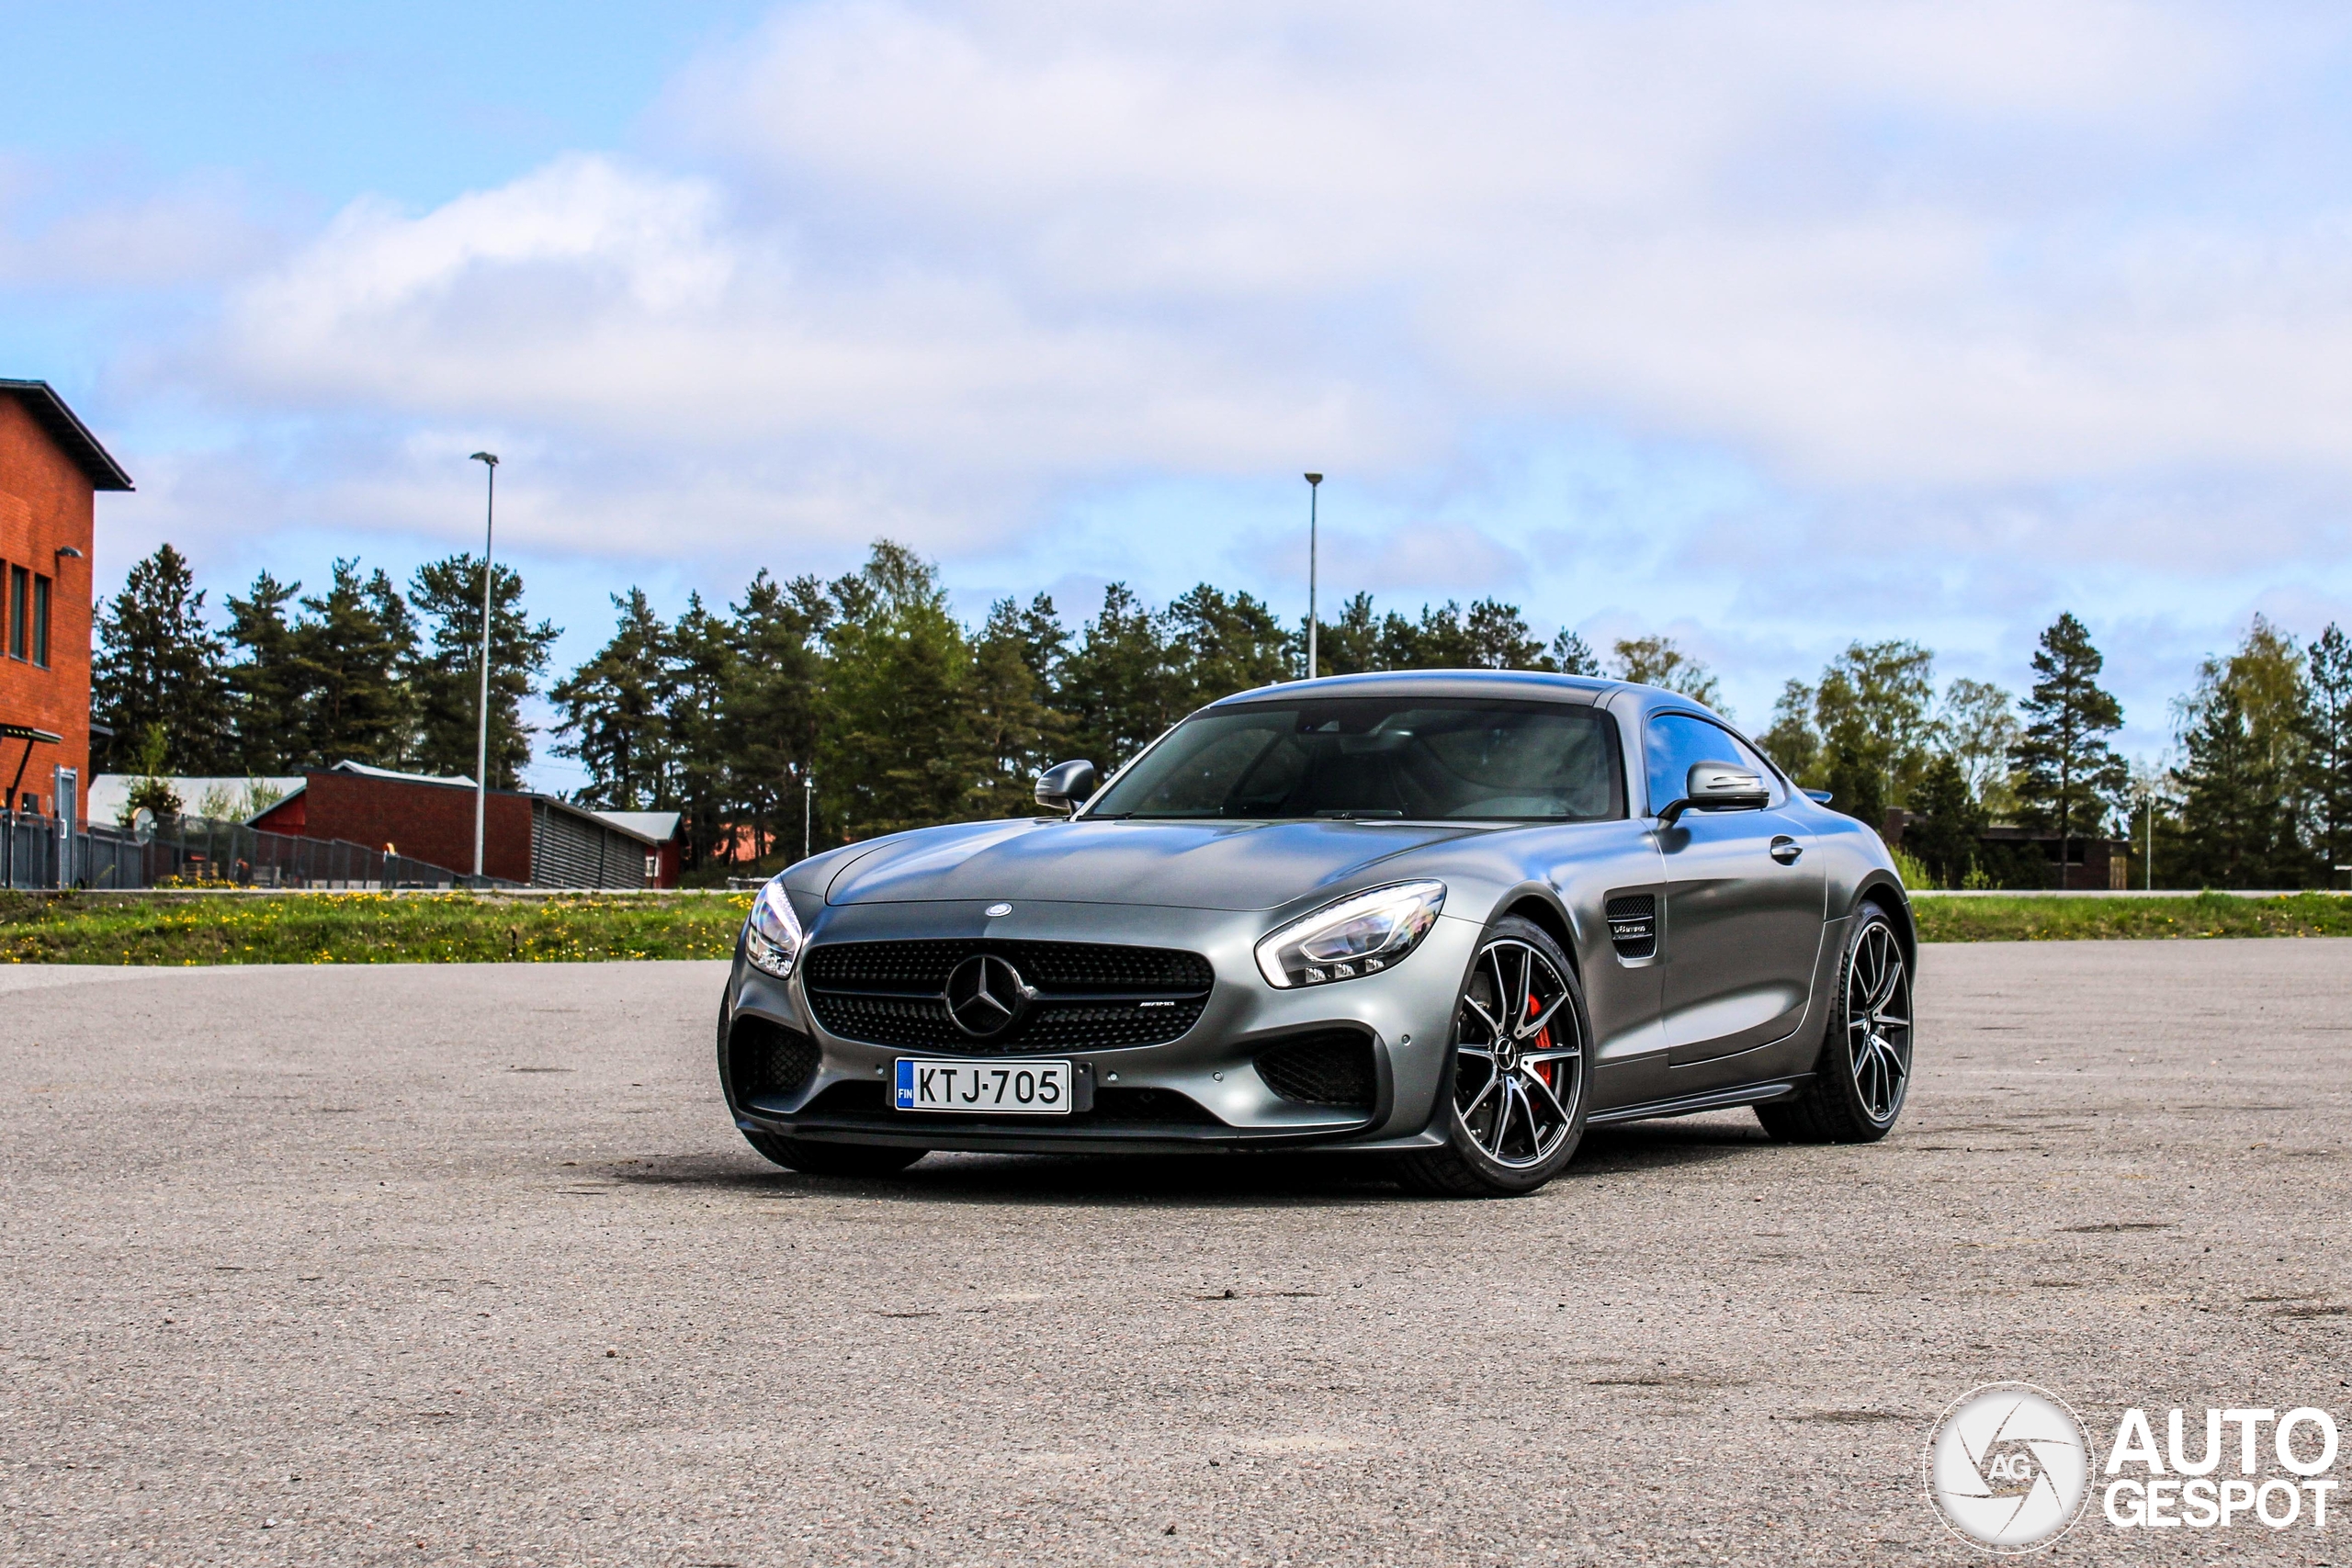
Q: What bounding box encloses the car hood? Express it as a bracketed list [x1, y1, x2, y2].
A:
[824, 817, 1489, 912]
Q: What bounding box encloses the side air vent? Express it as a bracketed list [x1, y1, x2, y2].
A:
[1254, 1032, 1377, 1109]
[728, 1015, 820, 1105]
[1605, 895, 1657, 960]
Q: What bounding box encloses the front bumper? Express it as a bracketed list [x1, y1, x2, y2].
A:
[720, 897, 1480, 1155]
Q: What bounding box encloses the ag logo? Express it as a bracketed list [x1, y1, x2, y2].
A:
[1925, 1382, 2091, 1552]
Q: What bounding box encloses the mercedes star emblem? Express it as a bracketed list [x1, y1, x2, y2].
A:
[944, 953, 1031, 1038]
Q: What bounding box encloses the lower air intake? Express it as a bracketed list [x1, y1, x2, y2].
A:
[1254, 1032, 1377, 1109]
[728, 1016, 820, 1104]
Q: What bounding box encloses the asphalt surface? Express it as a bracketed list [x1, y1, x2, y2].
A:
[4, 942, 2348, 1567]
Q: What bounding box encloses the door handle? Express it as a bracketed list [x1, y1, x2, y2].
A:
[1770, 835, 1803, 864]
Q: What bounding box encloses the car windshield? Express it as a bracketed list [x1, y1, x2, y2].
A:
[1087, 697, 1623, 821]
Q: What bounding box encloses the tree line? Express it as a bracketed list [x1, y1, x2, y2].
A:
[92, 543, 558, 787]
[92, 538, 2352, 888]
[1754, 612, 2352, 889]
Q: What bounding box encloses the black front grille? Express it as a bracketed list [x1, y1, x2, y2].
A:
[1254, 1032, 1376, 1108]
[801, 940, 1213, 1055]
[1605, 895, 1657, 960]
[728, 1015, 820, 1104]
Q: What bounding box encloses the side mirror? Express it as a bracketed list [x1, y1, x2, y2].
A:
[1658, 761, 1770, 825]
[1035, 760, 1101, 815]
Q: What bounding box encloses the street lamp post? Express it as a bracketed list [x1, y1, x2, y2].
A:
[469, 451, 499, 880]
[1304, 473, 1323, 679]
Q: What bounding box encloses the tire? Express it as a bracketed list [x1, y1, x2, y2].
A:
[1755, 903, 1913, 1145]
[1398, 915, 1591, 1197]
[741, 1130, 928, 1177]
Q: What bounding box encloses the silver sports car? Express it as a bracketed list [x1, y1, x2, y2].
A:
[718, 670, 1916, 1196]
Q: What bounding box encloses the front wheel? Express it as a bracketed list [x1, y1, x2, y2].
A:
[1398, 916, 1590, 1197]
[1755, 904, 1913, 1144]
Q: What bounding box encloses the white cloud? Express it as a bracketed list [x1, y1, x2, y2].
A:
[55, 0, 2352, 747]
[0, 163, 274, 288]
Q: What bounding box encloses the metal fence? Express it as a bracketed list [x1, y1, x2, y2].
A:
[2, 809, 472, 891]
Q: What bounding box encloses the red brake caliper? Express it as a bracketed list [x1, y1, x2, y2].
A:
[1526, 992, 1553, 1089]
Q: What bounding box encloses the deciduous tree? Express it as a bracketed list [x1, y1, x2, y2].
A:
[1611, 635, 1724, 712]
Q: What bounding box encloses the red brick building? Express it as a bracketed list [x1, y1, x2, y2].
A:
[254, 761, 683, 888]
[0, 381, 132, 822]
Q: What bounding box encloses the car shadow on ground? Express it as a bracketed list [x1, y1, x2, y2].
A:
[604, 1114, 1775, 1206]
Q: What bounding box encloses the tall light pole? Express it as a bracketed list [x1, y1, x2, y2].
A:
[469, 451, 499, 880]
[1304, 472, 1323, 679]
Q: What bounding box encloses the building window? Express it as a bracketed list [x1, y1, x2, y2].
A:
[644, 853, 660, 879]
[6, 566, 23, 660]
[31, 573, 50, 667]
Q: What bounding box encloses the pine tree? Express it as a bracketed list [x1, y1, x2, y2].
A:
[2173, 672, 2270, 887]
[289, 560, 418, 770]
[965, 597, 1063, 818]
[2171, 618, 2312, 887]
[1012, 593, 1069, 701]
[2310, 624, 2352, 880]
[819, 541, 974, 837]
[663, 594, 738, 866]
[1166, 584, 1291, 708]
[723, 570, 830, 860]
[1903, 753, 1983, 888]
[222, 571, 305, 773]
[1060, 583, 1177, 772]
[2010, 612, 2127, 887]
[551, 590, 673, 809]
[92, 544, 229, 773]
[1463, 599, 1544, 669]
[1544, 628, 1599, 676]
[1317, 592, 1383, 675]
[404, 554, 560, 787]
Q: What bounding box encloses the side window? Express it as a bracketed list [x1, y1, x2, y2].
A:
[1644, 713, 1781, 814]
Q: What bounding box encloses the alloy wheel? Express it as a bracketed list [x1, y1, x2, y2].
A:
[1846, 921, 1912, 1122]
[1451, 937, 1583, 1168]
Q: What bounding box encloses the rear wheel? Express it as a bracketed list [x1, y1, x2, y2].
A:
[741, 1130, 927, 1177]
[1398, 916, 1589, 1197]
[1755, 905, 1913, 1144]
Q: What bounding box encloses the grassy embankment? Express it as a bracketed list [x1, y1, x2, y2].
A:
[4, 888, 2350, 964]
[0, 890, 752, 964]
[1909, 891, 2352, 942]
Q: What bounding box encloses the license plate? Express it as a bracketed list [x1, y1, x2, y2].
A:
[894, 1058, 1073, 1114]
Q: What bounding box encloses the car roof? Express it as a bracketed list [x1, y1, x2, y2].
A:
[1204, 668, 1626, 707]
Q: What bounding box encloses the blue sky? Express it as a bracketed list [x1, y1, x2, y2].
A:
[10, 1, 2352, 794]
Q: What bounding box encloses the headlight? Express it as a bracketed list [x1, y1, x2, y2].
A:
[1254, 880, 1445, 988]
[742, 875, 804, 979]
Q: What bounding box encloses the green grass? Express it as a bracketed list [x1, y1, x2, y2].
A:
[1913, 891, 2352, 942]
[6, 886, 2348, 964]
[0, 890, 752, 965]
